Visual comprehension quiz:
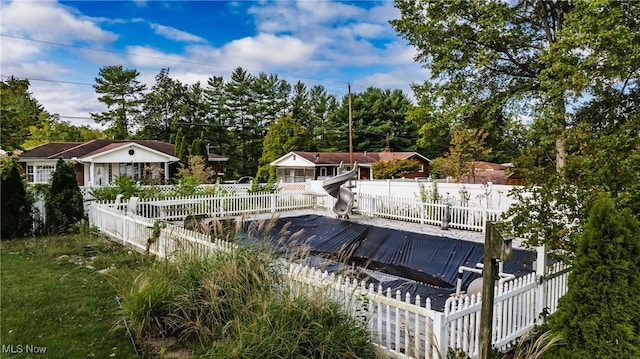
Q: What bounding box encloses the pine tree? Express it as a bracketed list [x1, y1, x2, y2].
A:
[547, 193, 640, 358]
[45, 158, 84, 233]
[174, 128, 188, 166]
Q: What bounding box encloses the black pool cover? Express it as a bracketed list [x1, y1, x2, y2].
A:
[246, 214, 535, 290]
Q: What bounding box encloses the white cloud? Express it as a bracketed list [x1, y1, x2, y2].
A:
[0, 0, 117, 44]
[221, 33, 316, 71]
[125, 45, 189, 68]
[351, 23, 387, 39]
[150, 23, 206, 43]
[1, 0, 427, 127]
[29, 81, 103, 127]
[357, 66, 431, 103]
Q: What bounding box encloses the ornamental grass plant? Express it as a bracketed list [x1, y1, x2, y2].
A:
[110, 235, 380, 358]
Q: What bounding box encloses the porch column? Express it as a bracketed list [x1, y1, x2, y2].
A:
[164, 162, 170, 183]
[89, 162, 95, 187]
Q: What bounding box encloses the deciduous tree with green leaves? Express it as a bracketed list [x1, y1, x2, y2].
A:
[393, 1, 640, 259]
[392, 0, 571, 173]
[431, 127, 491, 183]
[372, 158, 419, 179]
[0, 77, 43, 151]
[256, 114, 312, 182]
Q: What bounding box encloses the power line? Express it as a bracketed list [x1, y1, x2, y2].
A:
[0, 33, 356, 87]
[0, 74, 93, 86]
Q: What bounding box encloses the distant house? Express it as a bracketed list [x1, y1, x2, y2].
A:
[458, 161, 515, 185]
[271, 150, 431, 183]
[18, 140, 228, 186]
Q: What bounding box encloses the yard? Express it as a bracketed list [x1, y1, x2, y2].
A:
[0, 232, 140, 358]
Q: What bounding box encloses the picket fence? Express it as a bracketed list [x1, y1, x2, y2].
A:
[102, 191, 502, 233]
[88, 195, 569, 359]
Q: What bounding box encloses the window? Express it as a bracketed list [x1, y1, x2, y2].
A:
[418, 164, 425, 173]
[26, 165, 55, 183]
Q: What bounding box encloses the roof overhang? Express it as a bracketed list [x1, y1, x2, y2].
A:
[79, 142, 179, 163]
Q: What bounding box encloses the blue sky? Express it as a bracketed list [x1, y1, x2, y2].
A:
[1, 0, 429, 128]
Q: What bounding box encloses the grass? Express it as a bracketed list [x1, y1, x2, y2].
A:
[110, 230, 380, 359]
[0, 232, 141, 359]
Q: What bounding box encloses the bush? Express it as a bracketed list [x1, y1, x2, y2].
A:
[1, 158, 33, 238]
[208, 292, 377, 359]
[45, 158, 84, 233]
[90, 175, 142, 201]
[546, 193, 640, 358]
[112, 245, 379, 358]
[372, 158, 419, 179]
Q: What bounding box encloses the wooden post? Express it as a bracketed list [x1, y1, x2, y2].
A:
[479, 221, 498, 359]
[348, 83, 353, 169]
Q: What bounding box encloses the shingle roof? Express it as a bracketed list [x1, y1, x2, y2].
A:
[291, 151, 429, 165]
[19, 140, 176, 160]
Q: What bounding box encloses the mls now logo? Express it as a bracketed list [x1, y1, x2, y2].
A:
[2, 344, 47, 354]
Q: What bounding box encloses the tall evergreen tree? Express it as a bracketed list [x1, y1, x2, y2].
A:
[137, 68, 188, 141]
[330, 87, 414, 153]
[204, 75, 231, 157]
[92, 65, 146, 139]
[308, 85, 338, 150]
[548, 193, 640, 358]
[290, 81, 311, 128]
[174, 128, 188, 166]
[45, 159, 84, 234]
[1, 157, 33, 238]
[224, 67, 254, 178]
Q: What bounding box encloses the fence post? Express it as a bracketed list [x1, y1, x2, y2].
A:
[431, 311, 448, 359]
[271, 193, 277, 213]
[482, 209, 488, 231]
[441, 202, 451, 230]
[535, 244, 548, 325]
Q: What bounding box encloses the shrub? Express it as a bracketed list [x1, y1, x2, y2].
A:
[1, 158, 33, 238]
[90, 175, 142, 201]
[372, 158, 419, 179]
[45, 158, 84, 233]
[112, 244, 379, 358]
[208, 291, 378, 359]
[546, 193, 640, 358]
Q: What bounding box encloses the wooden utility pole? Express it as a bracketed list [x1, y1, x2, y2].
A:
[479, 221, 513, 359]
[348, 83, 353, 169]
[479, 221, 498, 359]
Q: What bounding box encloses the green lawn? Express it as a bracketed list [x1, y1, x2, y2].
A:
[0, 235, 140, 359]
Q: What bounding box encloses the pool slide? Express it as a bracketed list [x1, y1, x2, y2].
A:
[322, 163, 358, 219]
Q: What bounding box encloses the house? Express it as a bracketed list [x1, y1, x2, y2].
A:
[458, 161, 513, 185]
[18, 140, 228, 186]
[271, 150, 431, 183]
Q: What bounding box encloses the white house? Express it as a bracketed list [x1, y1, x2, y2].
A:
[271, 150, 431, 183]
[18, 140, 180, 186]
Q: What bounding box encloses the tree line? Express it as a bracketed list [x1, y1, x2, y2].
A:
[88, 66, 435, 180]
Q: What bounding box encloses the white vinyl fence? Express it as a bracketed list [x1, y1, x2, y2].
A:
[355, 194, 502, 232]
[88, 198, 569, 359]
[94, 192, 503, 232]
